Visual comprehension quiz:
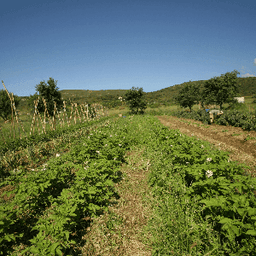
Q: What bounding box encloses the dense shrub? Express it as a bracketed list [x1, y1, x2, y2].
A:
[170, 109, 256, 131]
[170, 109, 211, 124]
[215, 110, 256, 131]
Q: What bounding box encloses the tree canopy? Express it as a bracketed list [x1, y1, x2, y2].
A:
[202, 70, 240, 110]
[174, 82, 200, 111]
[28, 77, 63, 116]
[0, 89, 20, 121]
[124, 87, 147, 114]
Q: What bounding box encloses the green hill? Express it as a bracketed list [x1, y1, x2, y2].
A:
[145, 77, 256, 105]
[19, 77, 256, 108]
[60, 89, 128, 108]
[237, 77, 256, 96]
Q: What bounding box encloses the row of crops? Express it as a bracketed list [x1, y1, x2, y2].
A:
[138, 116, 256, 255]
[1, 115, 256, 255]
[0, 117, 132, 255]
[170, 109, 256, 131]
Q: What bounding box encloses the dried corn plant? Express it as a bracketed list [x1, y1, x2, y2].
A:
[54, 101, 63, 128]
[74, 103, 78, 124]
[30, 97, 47, 135]
[11, 93, 27, 139]
[42, 97, 53, 132]
[1, 82, 107, 142]
[30, 98, 39, 135]
[62, 101, 69, 127]
[79, 104, 86, 123]
[52, 101, 57, 130]
[69, 102, 74, 126]
[86, 104, 89, 120]
[35, 100, 45, 135]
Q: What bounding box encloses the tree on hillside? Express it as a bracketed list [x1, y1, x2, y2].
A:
[124, 87, 147, 114]
[174, 82, 200, 111]
[202, 70, 240, 110]
[0, 89, 20, 121]
[28, 77, 63, 116]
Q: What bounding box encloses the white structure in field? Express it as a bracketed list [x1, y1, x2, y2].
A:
[234, 97, 245, 103]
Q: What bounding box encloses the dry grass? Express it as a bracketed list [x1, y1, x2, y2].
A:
[107, 106, 128, 117]
[81, 148, 153, 256]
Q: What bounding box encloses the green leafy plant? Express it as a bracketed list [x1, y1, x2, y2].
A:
[130, 116, 256, 255]
[0, 118, 131, 255]
[215, 110, 256, 131]
[171, 109, 211, 124]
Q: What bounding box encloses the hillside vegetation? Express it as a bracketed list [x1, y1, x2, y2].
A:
[16, 77, 256, 110]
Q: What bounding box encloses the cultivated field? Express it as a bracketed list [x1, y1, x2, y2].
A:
[1, 114, 256, 255]
[158, 115, 256, 177]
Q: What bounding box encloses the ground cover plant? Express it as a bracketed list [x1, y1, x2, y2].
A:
[214, 109, 256, 131]
[136, 117, 256, 255]
[1, 115, 256, 255]
[114, 116, 256, 255]
[0, 117, 110, 181]
[0, 118, 132, 255]
[170, 109, 211, 124]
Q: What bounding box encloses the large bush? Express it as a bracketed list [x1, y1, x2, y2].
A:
[0, 89, 20, 121]
[215, 110, 256, 131]
[28, 78, 63, 116]
[170, 109, 211, 124]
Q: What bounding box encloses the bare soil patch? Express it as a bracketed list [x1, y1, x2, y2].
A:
[157, 115, 256, 177]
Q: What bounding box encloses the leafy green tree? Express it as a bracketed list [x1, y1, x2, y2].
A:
[124, 87, 147, 114]
[202, 70, 240, 110]
[174, 82, 200, 111]
[0, 89, 20, 121]
[28, 77, 63, 116]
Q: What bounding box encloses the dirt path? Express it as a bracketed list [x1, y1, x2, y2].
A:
[157, 115, 256, 177]
[81, 148, 152, 255]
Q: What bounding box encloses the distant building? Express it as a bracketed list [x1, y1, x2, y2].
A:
[234, 97, 245, 103]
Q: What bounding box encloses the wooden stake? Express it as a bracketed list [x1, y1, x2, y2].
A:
[69, 102, 74, 125]
[63, 101, 69, 127]
[30, 99, 39, 135]
[42, 97, 53, 131]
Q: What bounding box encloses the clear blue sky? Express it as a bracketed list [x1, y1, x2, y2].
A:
[1, 0, 256, 97]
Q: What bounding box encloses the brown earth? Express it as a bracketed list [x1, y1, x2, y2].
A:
[157, 115, 256, 177]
